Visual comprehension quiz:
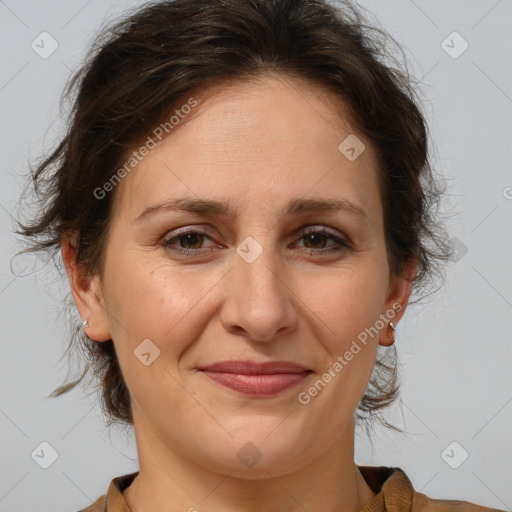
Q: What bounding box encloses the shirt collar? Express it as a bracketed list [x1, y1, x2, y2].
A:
[98, 465, 414, 512]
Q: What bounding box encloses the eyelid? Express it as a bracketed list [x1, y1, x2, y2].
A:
[162, 225, 218, 242]
[297, 225, 352, 246]
[161, 224, 346, 243]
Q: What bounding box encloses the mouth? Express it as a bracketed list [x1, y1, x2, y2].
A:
[196, 360, 314, 396]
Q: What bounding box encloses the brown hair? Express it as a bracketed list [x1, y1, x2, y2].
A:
[17, 0, 450, 435]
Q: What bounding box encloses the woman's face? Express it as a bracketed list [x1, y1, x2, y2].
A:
[71, 74, 411, 477]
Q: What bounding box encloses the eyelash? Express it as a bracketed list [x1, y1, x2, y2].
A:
[160, 226, 352, 257]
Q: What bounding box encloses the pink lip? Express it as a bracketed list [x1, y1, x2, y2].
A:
[197, 360, 313, 396]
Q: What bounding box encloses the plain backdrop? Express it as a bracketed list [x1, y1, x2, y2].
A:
[1, 1, 511, 511]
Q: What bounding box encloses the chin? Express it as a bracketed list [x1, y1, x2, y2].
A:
[198, 431, 310, 478]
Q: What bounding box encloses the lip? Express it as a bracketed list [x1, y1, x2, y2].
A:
[196, 360, 313, 396]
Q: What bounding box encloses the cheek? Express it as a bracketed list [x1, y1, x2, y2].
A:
[299, 272, 385, 408]
[101, 259, 212, 417]
[303, 263, 388, 348]
[102, 253, 221, 367]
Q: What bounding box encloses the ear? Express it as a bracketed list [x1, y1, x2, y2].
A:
[379, 259, 417, 347]
[61, 234, 112, 342]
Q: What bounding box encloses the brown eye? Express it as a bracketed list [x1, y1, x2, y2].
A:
[295, 227, 352, 255]
[176, 232, 205, 250]
[161, 228, 219, 255]
[303, 233, 330, 249]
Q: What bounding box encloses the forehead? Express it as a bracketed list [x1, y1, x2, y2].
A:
[176, 73, 356, 153]
[110, 73, 381, 224]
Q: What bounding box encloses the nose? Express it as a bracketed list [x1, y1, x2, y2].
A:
[219, 244, 298, 343]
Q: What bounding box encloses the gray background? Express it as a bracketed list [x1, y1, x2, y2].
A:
[1, 1, 511, 511]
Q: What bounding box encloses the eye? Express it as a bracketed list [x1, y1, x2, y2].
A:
[294, 227, 352, 254]
[161, 228, 220, 255]
[160, 226, 352, 258]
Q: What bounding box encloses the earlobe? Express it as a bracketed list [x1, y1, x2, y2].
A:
[379, 261, 417, 347]
[61, 235, 112, 342]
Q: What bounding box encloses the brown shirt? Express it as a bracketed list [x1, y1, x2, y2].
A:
[78, 465, 505, 512]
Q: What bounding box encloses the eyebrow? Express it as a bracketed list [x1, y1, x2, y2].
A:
[135, 196, 370, 223]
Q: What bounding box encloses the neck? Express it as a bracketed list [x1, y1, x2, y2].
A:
[123, 412, 376, 512]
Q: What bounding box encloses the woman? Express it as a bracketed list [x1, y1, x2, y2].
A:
[17, 0, 506, 510]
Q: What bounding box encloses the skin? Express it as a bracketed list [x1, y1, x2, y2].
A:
[63, 73, 415, 512]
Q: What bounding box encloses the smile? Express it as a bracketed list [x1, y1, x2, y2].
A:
[196, 361, 314, 396]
